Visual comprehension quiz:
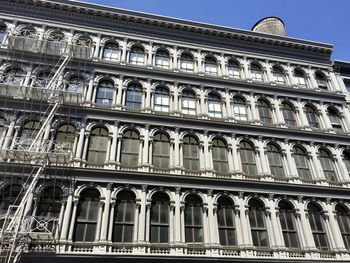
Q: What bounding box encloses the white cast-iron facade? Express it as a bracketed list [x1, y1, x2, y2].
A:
[0, 1, 350, 262]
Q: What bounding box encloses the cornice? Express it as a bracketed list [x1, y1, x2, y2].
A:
[2, 0, 333, 63]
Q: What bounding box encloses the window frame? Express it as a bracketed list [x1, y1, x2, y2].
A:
[102, 42, 119, 61]
[208, 93, 222, 118]
[267, 143, 285, 178]
[86, 127, 108, 166]
[183, 136, 200, 172]
[125, 84, 142, 110]
[240, 141, 258, 176]
[181, 90, 196, 115]
[212, 138, 229, 174]
[154, 87, 170, 112]
[155, 50, 170, 69]
[129, 46, 145, 65]
[120, 130, 140, 168]
[95, 80, 114, 105]
[232, 96, 247, 121]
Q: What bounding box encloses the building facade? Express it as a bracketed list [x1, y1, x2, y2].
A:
[0, 0, 350, 262]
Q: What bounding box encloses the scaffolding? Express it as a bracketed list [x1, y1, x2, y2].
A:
[0, 32, 91, 263]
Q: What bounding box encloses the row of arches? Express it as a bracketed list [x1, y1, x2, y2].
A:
[0, 22, 335, 91]
[1, 116, 350, 183]
[2, 183, 349, 251]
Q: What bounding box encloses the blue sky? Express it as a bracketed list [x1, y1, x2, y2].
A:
[81, 0, 350, 62]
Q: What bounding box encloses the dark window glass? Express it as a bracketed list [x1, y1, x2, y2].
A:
[113, 191, 135, 243]
[185, 195, 203, 243]
[217, 197, 236, 246]
[150, 193, 169, 243]
[319, 149, 337, 182]
[0, 25, 6, 44]
[4, 67, 24, 86]
[294, 70, 307, 87]
[86, 127, 108, 166]
[240, 141, 257, 176]
[267, 144, 285, 178]
[257, 99, 272, 124]
[273, 67, 285, 84]
[249, 199, 268, 248]
[293, 146, 311, 180]
[19, 121, 40, 150]
[129, 46, 145, 65]
[55, 124, 75, 154]
[232, 96, 247, 121]
[96, 80, 114, 105]
[208, 93, 222, 118]
[74, 189, 100, 242]
[328, 108, 342, 132]
[204, 57, 217, 75]
[212, 139, 229, 174]
[33, 71, 51, 89]
[153, 133, 170, 169]
[0, 117, 5, 141]
[335, 205, 350, 250]
[279, 201, 299, 249]
[250, 64, 263, 81]
[281, 102, 296, 127]
[121, 130, 139, 168]
[316, 73, 328, 89]
[305, 105, 319, 128]
[308, 203, 329, 250]
[183, 136, 200, 172]
[180, 54, 194, 72]
[125, 84, 142, 110]
[343, 150, 350, 173]
[155, 50, 170, 69]
[227, 60, 240, 78]
[103, 43, 119, 61]
[0, 184, 22, 216]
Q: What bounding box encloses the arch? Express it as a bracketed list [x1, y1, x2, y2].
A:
[0, 23, 7, 44]
[212, 138, 229, 174]
[343, 149, 350, 172]
[217, 196, 236, 246]
[129, 45, 145, 65]
[293, 145, 312, 180]
[95, 79, 114, 105]
[181, 89, 196, 115]
[278, 200, 300, 249]
[18, 26, 37, 38]
[155, 49, 170, 69]
[73, 188, 100, 242]
[180, 53, 194, 72]
[183, 135, 200, 172]
[280, 100, 296, 127]
[112, 190, 136, 243]
[208, 92, 222, 118]
[154, 86, 170, 112]
[232, 95, 247, 121]
[65, 74, 87, 93]
[54, 123, 76, 158]
[294, 68, 307, 87]
[204, 56, 218, 75]
[86, 127, 108, 166]
[266, 142, 285, 178]
[227, 59, 241, 79]
[153, 132, 170, 170]
[304, 104, 320, 128]
[120, 129, 140, 168]
[335, 203, 350, 249]
[184, 194, 203, 243]
[315, 71, 328, 89]
[307, 202, 329, 250]
[18, 120, 41, 150]
[248, 198, 269, 248]
[239, 140, 257, 176]
[102, 41, 119, 61]
[32, 70, 52, 89]
[272, 65, 286, 84]
[150, 192, 170, 243]
[0, 183, 22, 217]
[250, 63, 263, 81]
[257, 98, 272, 124]
[75, 35, 93, 46]
[327, 106, 343, 132]
[36, 186, 62, 220]
[125, 83, 142, 110]
[3, 66, 25, 86]
[318, 147, 337, 182]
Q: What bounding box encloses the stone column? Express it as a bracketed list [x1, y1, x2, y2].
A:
[202, 203, 210, 245]
[67, 197, 79, 241]
[242, 58, 250, 81]
[310, 145, 326, 181]
[100, 184, 112, 242]
[174, 187, 182, 245]
[296, 101, 309, 128]
[120, 38, 128, 63]
[319, 104, 333, 131]
[60, 193, 73, 240]
[116, 75, 124, 108]
[94, 199, 104, 241]
[74, 126, 85, 162]
[268, 195, 284, 248]
[326, 200, 346, 251]
[2, 121, 15, 149]
[297, 197, 316, 250]
[208, 191, 219, 245]
[239, 193, 253, 248]
[283, 141, 298, 178]
[138, 185, 147, 243]
[247, 94, 259, 122]
[272, 97, 284, 125]
[142, 124, 150, 169]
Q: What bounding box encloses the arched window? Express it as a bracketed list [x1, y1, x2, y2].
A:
[212, 138, 229, 174]
[33, 71, 51, 89]
[257, 99, 272, 124]
[125, 84, 142, 110]
[281, 102, 296, 127]
[294, 69, 307, 87]
[153, 133, 170, 170]
[121, 130, 139, 168]
[249, 199, 268, 248]
[304, 105, 319, 128]
[240, 141, 257, 176]
[308, 203, 329, 250]
[208, 93, 222, 118]
[86, 127, 108, 166]
[272, 66, 285, 84]
[293, 146, 311, 180]
[217, 196, 236, 246]
[15, 26, 37, 51]
[180, 54, 194, 72]
[343, 150, 350, 173]
[154, 87, 169, 112]
[19, 120, 40, 150]
[319, 149, 337, 182]
[129, 46, 145, 65]
[150, 193, 170, 243]
[73, 189, 100, 242]
[47, 31, 65, 42]
[95, 80, 114, 105]
[328, 108, 343, 132]
[0, 24, 6, 44]
[102, 42, 119, 61]
[181, 90, 196, 115]
[315, 72, 328, 89]
[335, 204, 350, 249]
[155, 50, 170, 69]
[185, 195, 203, 243]
[250, 64, 263, 81]
[183, 136, 200, 172]
[19, 26, 37, 38]
[54, 124, 75, 156]
[36, 187, 62, 228]
[4, 67, 24, 86]
[232, 96, 247, 121]
[74, 36, 92, 59]
[0, 184, 22, 217]
[227, 60, 240, 79]
[113, 191, 135, 243]
[204, 57, 217, 75]
[0, 117, 5, 141]
[76, 36, 92, 47]
[267, 143, 285, 177]
[45, 31, 65, 54]
[66, 76, 85, 93]
[279, 201, 299, 249]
